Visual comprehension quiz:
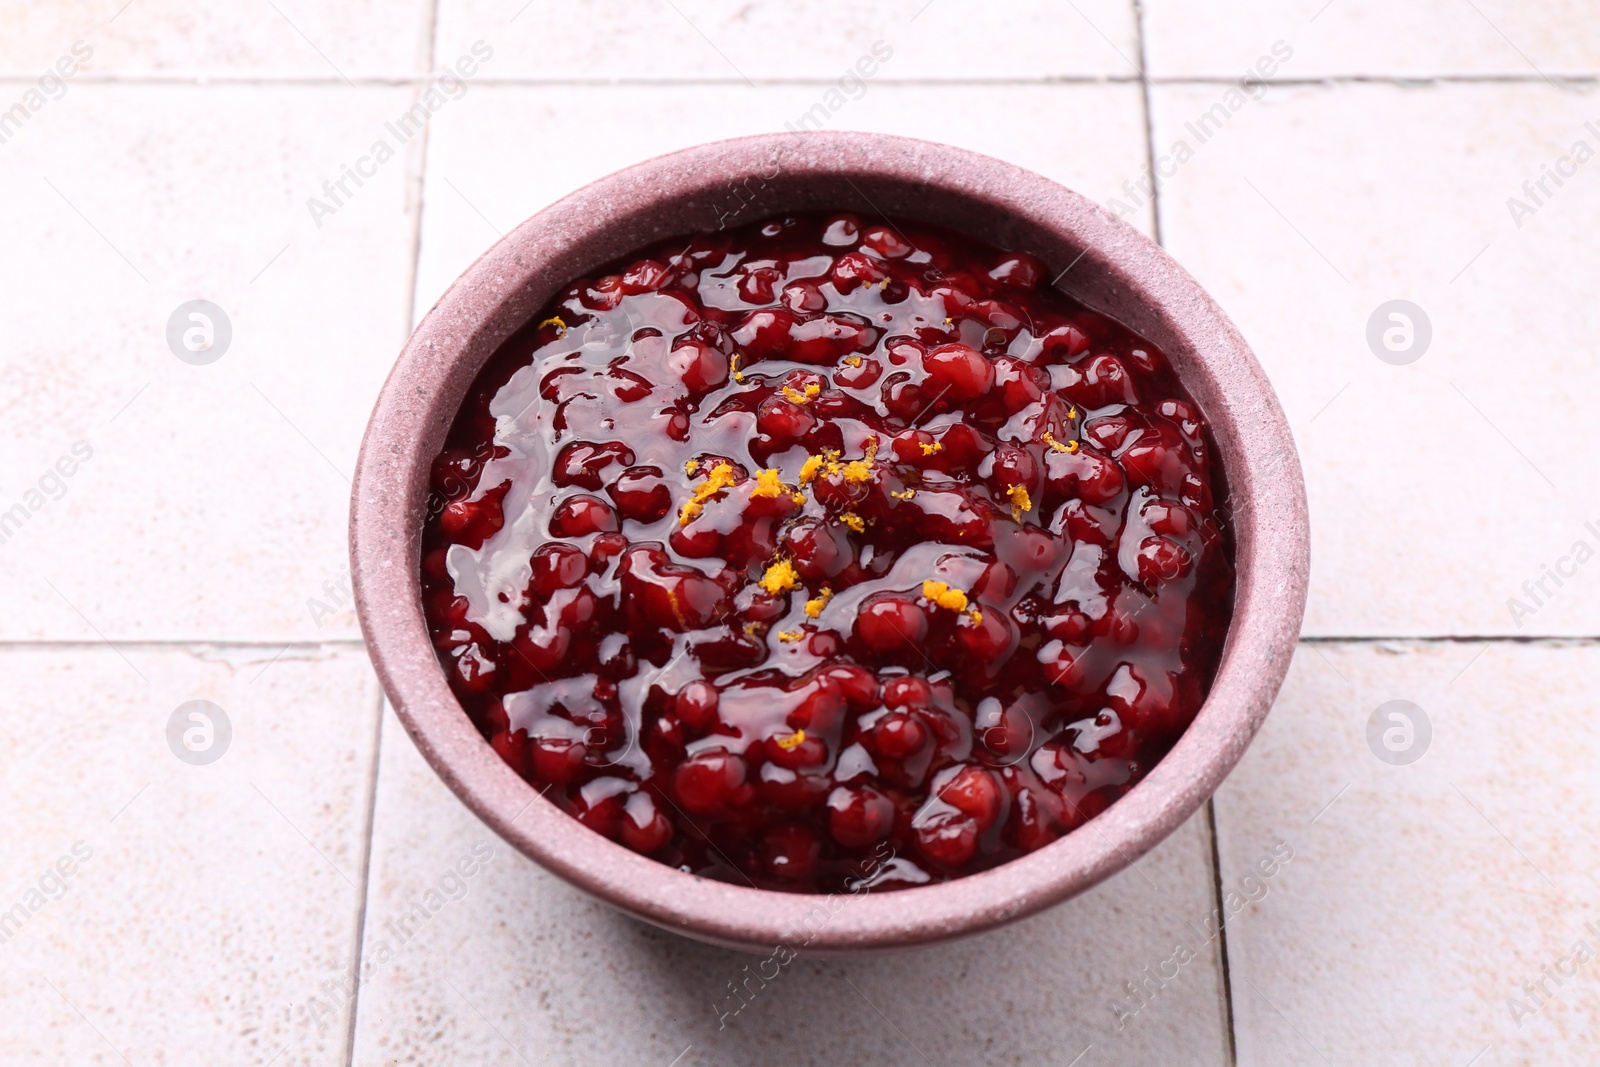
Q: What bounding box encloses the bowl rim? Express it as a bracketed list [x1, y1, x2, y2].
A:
[350, 130, 1309, 956]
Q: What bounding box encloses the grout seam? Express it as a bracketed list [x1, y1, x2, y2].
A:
[340, 682, 389, 1067]
[1295, 634, 1600, 644]
[0, 639, 367, 650]
[1131, 0, 1163, 246]
[0, 635, 1597, 652]
[0, 73, 1594, 88]
[1134, 2, 1231, 1057]
[341, 3, 437, 1060]
[1204, 798, 1240, 1065]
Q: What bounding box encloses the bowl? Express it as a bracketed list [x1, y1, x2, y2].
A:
[350, 131, 1309, 955]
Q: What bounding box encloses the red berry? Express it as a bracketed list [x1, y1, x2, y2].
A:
[621, 259, 671, 294]
[620, 793, 673, 853]
[762, 824, 821, 881]
[827, 785, 895, 847]
[1137, 536, 1192, 584]
[607, 466, 672, 523]
[674, 680, 719, 733]
[553, 440, 635, 490]
[489, 729, 532, 778]
[988, 253, 1046, 289]
[530, 737, 587, 784]
[923, 343, 995, 400]
[674, 751, 747, 813]
[756, 395, 816, 442]
[855, 596, 928, 652]
[528, 543, 587, 598]
[914, 812, 979, 868]
[871, 711, 927, 759]
[550, 495, 619, 536]
[862, 225, 913, 259]
[831, 251, 888, 293]
[668, 339, 729, 393]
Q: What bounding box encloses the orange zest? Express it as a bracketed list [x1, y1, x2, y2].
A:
[759, 558, 800, 595]
[678, 461, 737, 525]
[1006, 483, 1032, 522]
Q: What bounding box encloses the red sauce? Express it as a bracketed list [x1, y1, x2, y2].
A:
[420, 211, 1234, 892]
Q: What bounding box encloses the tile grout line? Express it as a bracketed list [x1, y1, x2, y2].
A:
[1133, 3, 1233, 1058]
[398, 0, 442, 343]
[339, 682, 390, 1067]
[1, 635, 1598, 652]
[0, 73, 1594, 88]
[1131, 0, 1163, 248]
[1204, 798, 1241, 1065]
[0, 639, 368, 650]
[343, 7, 440, 1065]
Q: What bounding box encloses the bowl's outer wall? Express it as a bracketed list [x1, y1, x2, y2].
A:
[350, 132, 1310, 956]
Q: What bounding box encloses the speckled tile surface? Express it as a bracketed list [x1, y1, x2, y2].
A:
[1213, 641, 1600, 1065]
[5, 2, 1599, 1062]
[1150, 80, 1600, 638]
[349, 707, 1230, 1067]
[0, 645, 380, 1067]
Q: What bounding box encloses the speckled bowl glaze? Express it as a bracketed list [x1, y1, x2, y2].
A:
[350, 132, 1309, 956]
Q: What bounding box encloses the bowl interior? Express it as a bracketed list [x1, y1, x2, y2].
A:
[351, 132, 1307, 956]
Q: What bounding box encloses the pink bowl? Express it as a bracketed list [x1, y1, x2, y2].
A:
[350, 132, 1309, 956]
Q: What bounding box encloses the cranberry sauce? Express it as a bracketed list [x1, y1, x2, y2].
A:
[420, 211, 1234, 893]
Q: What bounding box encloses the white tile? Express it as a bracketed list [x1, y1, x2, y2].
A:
[350, 706, 1231, 1065]
[1213, 641, 1600, 1064]
[0, 0, 431, 78]
[1142, 0, 1600, 79]
[0, 644, 380, 1066]
[416, 82, 1154, 315]
[0, 84, 425, 642]
[1149, 81, 1600, 637]
[436, 0, 1139, 82]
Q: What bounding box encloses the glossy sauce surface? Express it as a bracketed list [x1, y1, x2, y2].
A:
[420, 212, 1234, 892]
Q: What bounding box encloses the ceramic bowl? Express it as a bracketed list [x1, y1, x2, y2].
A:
[350, 131, 1309, 956]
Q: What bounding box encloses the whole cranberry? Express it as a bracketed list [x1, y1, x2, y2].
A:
[827, 785, 895, 847]
[862, 225, 913, 259]
[855, 596, 928, 652]
[674, 751, 747, 813]
[923, 342, 995, 400]
[939, 765, 1004, 830]
[1137, 536, 1193, 584]
[913, 812, 979, 868]
[756, 395, 817, 442]
[883, 675, 932, 710]
[550, 495, 619, 536]
[674, 680, 720, 733]
[528, 543, 587, 598]
[607, 466, 672, 523]
[620, 792, 673, 854]
[620, 259, 671, 294]
[530, 737, 587, 784]
[762, 824, 822, 881]
[668, 339, 730, 394]
[489, 729, 533, 778]
[553, 441, 635, 490]
[988, 252, 1046, 289]
[871, 711, 928, 760]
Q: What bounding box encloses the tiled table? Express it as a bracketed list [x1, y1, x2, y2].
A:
[3, 2, 1596, 1063]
